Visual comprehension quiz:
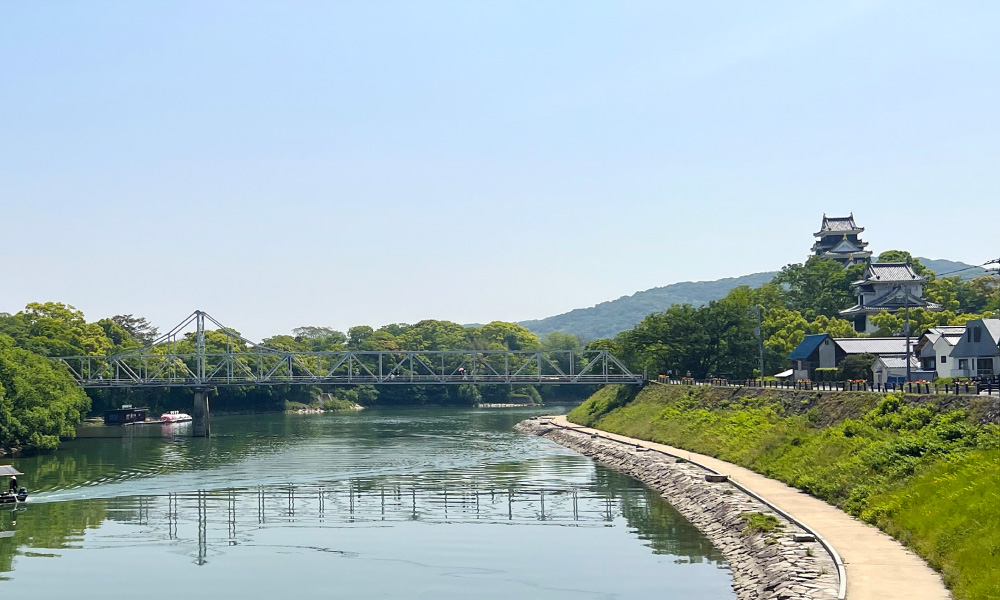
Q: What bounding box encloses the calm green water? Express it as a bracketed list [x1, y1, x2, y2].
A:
[0, 407, 733, 598]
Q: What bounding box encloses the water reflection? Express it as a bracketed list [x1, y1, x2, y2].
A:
[0, 409, 732, 598]
[1, 475, 726, 575]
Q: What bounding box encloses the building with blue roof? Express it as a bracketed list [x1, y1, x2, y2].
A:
[788, 334, 927, 381]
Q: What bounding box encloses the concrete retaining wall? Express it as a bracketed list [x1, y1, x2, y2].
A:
[516, 417, 842, 600]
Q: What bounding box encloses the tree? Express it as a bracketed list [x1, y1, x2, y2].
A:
[958, 277, 998, 314]
[585, 338, 621, 354]
[615, 292, 760, 379]
[397, 320, 468, 351]
[475, 322, 540, 351]
[110, 314, 159, 344]
[870, 308, 992, 337]
[0, 302, 112, 357]
[928, 276, 999, 315]
[0, 335, 91, 451]
[97, 318, 142, 353]
[540, 332, 583, 352]
[773, 257, 863, 319]
[877, 251, 930, 276]
[347, 326, 375, 349]
[838, 353, 877, 382]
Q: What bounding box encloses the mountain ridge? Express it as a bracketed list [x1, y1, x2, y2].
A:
[519, 257, 989, 340]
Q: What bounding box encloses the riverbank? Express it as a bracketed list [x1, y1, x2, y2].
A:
[517, 417, 841, 600]
[566, 384, 998, 600]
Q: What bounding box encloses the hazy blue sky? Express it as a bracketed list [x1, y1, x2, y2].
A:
[2, 1, 997, 340]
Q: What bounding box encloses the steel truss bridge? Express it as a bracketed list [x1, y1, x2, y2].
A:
[56, 311, 642, 389]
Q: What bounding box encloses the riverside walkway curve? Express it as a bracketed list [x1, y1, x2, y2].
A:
[546, 415, 951, 600]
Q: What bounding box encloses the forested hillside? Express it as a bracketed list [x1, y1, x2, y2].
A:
[521, 258, 986, 340]
[519, 272, 776, 340]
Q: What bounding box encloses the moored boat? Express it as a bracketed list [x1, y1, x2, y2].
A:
[159, 410, 193, 423]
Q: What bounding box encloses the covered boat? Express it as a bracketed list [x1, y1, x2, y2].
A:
[159, 411, 193, 423]
[0, 465, 27, 505]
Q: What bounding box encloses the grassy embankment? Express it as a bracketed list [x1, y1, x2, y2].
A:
[568, 384, 999, 600]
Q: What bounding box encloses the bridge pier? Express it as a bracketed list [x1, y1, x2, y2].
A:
[193, 390, 211, 437]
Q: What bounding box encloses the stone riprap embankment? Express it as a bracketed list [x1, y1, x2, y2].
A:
[516, 417, 841, 600]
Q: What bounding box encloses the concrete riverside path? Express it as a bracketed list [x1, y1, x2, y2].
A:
[547, 415, 952, 600]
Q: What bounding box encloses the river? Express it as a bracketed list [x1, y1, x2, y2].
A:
[0, 407, 734, 598]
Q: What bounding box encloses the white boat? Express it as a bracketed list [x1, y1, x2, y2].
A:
[159, 411, 193, 423]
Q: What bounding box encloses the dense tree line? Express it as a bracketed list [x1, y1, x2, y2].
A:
[0, 303, 592, 451]
[598, 251, 998, 380]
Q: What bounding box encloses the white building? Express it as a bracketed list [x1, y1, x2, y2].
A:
[872, 355, 924, 386]
[914, 326, 966, 379]
[950, 319, 1000, 378]
[839, 262, 942, 334]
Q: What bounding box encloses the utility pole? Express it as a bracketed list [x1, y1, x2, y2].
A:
[904, 257, 912, 384]
[753, 306, 765, 380]
[987, 258, 1000, 318]
[904, 300, 911, 383]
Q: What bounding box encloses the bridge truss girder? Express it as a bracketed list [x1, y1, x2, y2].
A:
[57, 348, 642, 388]
[53, 311, 642, 388]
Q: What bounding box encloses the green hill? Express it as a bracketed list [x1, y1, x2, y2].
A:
[519, 271, 777, 340]
[919, 258, 990, 280]
[520, 258, 987, 340]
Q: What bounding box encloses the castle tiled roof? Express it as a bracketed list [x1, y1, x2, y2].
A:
[828, 237, 866, 253]
[818, 214, 861, 233]
[840, 288, 942, 316]
[853, 262, 925, 284]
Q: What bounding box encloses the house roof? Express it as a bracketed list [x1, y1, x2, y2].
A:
[874, 355, 922, 370]
[951, 319, 1000, 358]
[833, 337, 914, 355]
[919, 326, 966, 347]
[787, 334, 830, 360]
[986, 319, 1000, 344]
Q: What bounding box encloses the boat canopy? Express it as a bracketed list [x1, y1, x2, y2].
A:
[0, 466, 23, 477]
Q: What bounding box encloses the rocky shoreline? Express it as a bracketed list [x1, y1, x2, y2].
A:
[516, 417, 841, 600]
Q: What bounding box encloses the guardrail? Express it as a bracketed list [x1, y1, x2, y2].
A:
[652, 375, 999, 395]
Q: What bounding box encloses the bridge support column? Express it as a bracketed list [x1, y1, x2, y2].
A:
[193, 390, 211, 437]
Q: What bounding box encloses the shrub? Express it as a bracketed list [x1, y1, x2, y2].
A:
[815, 368, 839, 382]
[838, 353, 876, 381]
[741, 512, 781, 536]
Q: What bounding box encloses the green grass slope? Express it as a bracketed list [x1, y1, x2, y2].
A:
[568, 384, 1000, 600]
